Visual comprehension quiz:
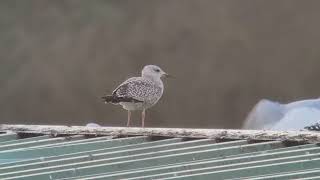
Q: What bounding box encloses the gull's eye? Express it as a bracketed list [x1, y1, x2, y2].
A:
[154, 68, 160, 72]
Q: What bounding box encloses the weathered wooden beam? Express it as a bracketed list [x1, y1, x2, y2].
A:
[0, 124, 319, 143]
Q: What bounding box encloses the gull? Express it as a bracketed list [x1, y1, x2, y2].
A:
[242, 98, 320, 130]
[102, 65, 169, 127]
[86, 123, 101, 128]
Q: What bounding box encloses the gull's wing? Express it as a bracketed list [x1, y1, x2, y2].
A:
[271, 107, 320, 131]
[242, 99, 284, 129]
[112, 77, 161, 102]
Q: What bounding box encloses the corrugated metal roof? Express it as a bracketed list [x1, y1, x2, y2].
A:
[0, 132, 319, 180]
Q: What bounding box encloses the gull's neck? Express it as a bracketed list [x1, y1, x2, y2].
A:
[142, 74, 163, 86]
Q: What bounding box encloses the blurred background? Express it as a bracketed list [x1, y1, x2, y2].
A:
[1, 0, 320, 128]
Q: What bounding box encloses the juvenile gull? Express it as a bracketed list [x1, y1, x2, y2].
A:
[102, 65, 169, 127]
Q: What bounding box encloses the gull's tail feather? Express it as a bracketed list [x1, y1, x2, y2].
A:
[305, 123, 320, 131]
[102, 95, 143, 104]
[102, 95, 116, 104]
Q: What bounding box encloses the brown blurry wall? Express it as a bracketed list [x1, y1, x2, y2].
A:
[1, 0, 320, 128]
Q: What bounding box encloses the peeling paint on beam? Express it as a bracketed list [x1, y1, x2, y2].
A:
[0, 124, 319, 143]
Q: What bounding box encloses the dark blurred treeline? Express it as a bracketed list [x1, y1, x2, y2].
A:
[1, 0, 320, 128]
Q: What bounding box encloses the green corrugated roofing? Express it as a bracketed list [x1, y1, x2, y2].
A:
[0, 132, 319, 179]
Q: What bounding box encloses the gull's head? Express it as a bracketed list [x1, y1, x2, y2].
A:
[142, 65, 169, 80]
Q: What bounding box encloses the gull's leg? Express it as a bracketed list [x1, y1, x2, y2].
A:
[127, 110, 131, 127]
[142, 109, 146, 128]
